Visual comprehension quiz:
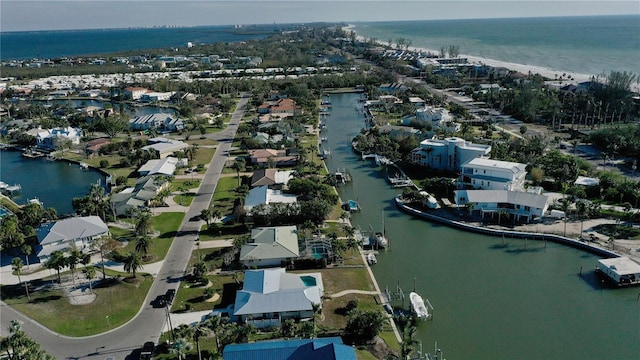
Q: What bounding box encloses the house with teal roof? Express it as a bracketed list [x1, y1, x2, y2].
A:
[222, 337, 356, 360]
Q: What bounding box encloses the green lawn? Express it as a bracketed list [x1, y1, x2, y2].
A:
[191, 147, 216, 168]
[153, 212, 185, 237]
[1, 271, 153, 336]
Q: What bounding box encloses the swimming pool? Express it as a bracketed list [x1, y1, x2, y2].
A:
[0, 207, 12, 219]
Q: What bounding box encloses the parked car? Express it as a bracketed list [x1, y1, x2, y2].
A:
[139, 342, 154, 360]
[165, 289, 176, 303]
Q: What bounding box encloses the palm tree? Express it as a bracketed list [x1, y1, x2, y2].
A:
[575, 200, 589, 239]
[154, 188, 172, 207]
[232, 157, 246, 187]
[20, 244, 32, 269]
[91, 236, 118, 279]
[203, 315, 222, 353]
[89, 183, 107, 221]
[178, 184, 190, 206]
[45, 250, 66, 283]
[83, 266, 97, 294]
[170, 337, 193, 360]
[135, 209, 153, 236]
[401, 326, 419, 359]
[200, 208, 212, 227]
[123, 251, 143, 278]
[466, 202, 476, 216]
[192, 262, 207, 281]
[135, 236, 152, 259]
[192, 321, 211, 360]
[11, 257, 29, 300]
[66, 248, 83, 285]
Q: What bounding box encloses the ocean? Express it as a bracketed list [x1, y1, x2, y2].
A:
[352, 15, 640, 78]
[2, 16, 638, 78]
[0, 25, 271, 60]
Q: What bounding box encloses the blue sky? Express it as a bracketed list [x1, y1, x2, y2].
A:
[2, 1, 639, 32]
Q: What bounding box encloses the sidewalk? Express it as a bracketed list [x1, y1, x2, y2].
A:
[0, 252, 166, 286]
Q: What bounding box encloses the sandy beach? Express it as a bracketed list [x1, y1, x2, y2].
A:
[343, 24, 596, 86]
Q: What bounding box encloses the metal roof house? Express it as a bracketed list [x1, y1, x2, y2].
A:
[110, 175, 170, 216]
[240, 226, 300, 268]
[222, 337, 356, 360]
[137, 157, 185, 176]
[141, 137, 190, 159]
[36, 216, 109, 262]
[455, 189, 549, 223]
[129, 114, 184, 132]
[233, 268, 323, 329]
[243, 185, 298, 215]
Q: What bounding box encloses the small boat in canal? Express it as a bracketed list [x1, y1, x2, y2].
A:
[410, 291, 429, 320]
[367, 252, 377, 265]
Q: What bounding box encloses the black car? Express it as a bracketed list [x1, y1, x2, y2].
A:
[165, 289, 176, 303]
[139, 342, 154, 360]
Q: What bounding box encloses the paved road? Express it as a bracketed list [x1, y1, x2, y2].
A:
[0, 96, 248, 360]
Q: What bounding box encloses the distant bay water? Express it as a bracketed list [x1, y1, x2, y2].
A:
[1, 25, 271, 60]
[352, 15, 640, 78]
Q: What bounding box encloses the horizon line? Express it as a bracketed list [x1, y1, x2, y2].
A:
[2, 13, 637, 33]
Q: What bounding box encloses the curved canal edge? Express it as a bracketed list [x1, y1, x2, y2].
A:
[394, 196, 621, 258]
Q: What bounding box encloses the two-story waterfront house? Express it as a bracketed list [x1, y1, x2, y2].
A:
[459, 158, 527, 191]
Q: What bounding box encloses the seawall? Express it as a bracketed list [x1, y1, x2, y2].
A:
[394, 196, 621, 259]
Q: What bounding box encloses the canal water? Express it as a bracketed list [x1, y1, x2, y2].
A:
[0, 150, 106, 215]
[323, 93, 639, 359]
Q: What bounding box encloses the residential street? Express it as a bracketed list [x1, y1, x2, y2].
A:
[0, 96, 249, 359]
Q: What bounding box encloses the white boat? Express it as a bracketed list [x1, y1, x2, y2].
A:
[367, 252, 377, 265]
[372, 232, 387, 248]
[28, 198, 43, 206]
[410, 292, 429, 319]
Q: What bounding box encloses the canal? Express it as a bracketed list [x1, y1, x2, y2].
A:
[323, 92, 639, 359]
[0, 150, 106, 215]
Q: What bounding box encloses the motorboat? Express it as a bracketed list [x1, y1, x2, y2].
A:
[410, 291, 428, 319]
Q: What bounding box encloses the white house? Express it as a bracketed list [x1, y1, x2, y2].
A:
[411, 137, 491, 172]
[30, 127, 82, 150]
[459, 158, 528, 191]
[137, 157, 186, 176]
[454, 189, 549, 223]
[124, 87, 148, 100]
[129, 114, 184, 132]
[239, 226, 300, 268]
[110, 175, 170, 216]
[233, 268, 323, 328]
[404, 105, 459, 132]
[142, 137, 190, 158]
[140, 91, 174, 102]
[243, 185, 298, 215]
[36, 216, 109, 262]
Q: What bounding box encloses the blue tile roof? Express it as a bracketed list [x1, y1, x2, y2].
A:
[222, 337, 356, 360]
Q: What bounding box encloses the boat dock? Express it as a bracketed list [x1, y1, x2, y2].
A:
[333, 168, 352, 184]
[0, 181, 22, 195]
